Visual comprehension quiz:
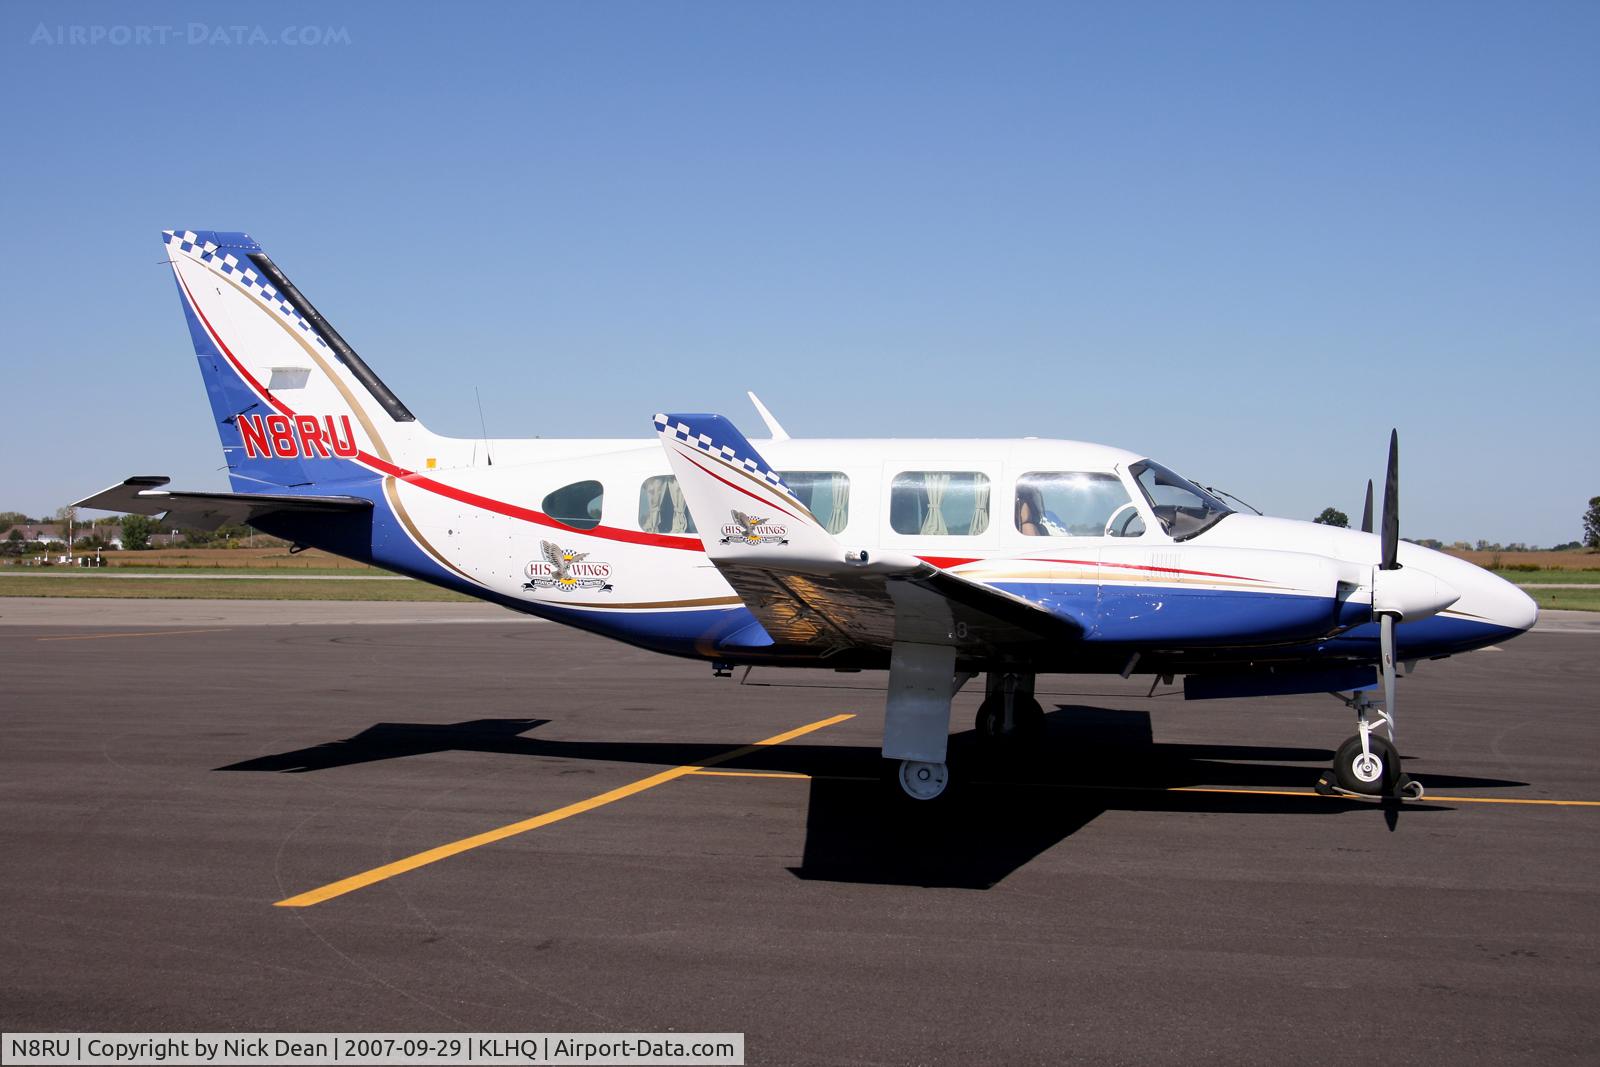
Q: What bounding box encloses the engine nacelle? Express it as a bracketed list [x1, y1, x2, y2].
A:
[1370, 565, 1459, 621]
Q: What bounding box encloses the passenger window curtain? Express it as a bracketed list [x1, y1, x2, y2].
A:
[641, 476, 667, 533]
[827, 472, 849, 534]
[666, 476, 691, 534]
[920, 473, 950, 535]
[969, 476, 989, 534]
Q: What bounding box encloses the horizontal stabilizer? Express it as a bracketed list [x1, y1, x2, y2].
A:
[74, 476, 372, 531]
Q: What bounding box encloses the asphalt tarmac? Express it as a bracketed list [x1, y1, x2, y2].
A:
[1, 601, 1596, 1064]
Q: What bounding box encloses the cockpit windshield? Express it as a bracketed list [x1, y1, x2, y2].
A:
[1128, 460, 1232, 541]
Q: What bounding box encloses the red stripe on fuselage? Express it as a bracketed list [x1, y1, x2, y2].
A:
[1024, 557, 1265, 582]
[918, 554, 1263, 583]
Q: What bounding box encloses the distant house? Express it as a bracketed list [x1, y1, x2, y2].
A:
[2, 523, 125, 549]
[2, 523, 65, 543]
[83, 524, 125, 548]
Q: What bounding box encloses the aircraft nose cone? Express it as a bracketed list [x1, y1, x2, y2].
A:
[1475, 570, 1539, 634]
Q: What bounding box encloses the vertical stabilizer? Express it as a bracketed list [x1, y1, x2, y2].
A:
[162, 229, 429, 491]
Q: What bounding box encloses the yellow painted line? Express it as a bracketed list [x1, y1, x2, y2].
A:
[1158, 785, 1600, 807]
[1407, 794, 1600, 807]
[959, 780, 1600, 808]
[274, 713, 855, 907]
[36, 628, 233, 642]
[690, 769, 813, 780]
[687, 769, 880, 782]
[691, 772, 1599, 807]
[1168, 786, 1348, 799]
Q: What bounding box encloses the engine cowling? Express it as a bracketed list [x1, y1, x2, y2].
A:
[1370, 564, 1459, 621]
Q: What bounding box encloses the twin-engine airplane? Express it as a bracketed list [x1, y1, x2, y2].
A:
[79, 231, 1539, 801]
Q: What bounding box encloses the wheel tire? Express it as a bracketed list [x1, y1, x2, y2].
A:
[974, 698, 1003, 741]
[1333, 734, 1399, 796]
[897, 759, 949, 801]
[975, 696, 1045, 742]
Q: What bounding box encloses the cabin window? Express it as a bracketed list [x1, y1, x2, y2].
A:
[543, 480, 604, 531]
[1015, 472, 1141, 537]
[890, 471, 991, 536]
[778, 471, 850, 534]
[638, 475, 696, 534]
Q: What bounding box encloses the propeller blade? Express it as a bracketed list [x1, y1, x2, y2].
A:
[1380, 613, 1397, 748]
[1380, 429, 1399, 570]
[1360, 479, 1374, 534]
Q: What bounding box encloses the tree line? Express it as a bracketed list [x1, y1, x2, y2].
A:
[1312, 499, 1599, 552]
[1, 507, 276, 556]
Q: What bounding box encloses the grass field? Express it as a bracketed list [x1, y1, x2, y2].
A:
[1527, 588, 1600, 612]
[20, 565, 390, 577]
[0, 575, 474, 602]
[98, 547, 383, 570]
[1487, 569, 1600, 584]
[1448, 548, 1600, 572]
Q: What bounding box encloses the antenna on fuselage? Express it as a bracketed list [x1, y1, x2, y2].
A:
[747, 391, 790, 441]
[475, 386, 494, 466]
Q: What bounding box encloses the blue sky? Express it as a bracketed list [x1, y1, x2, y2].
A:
[2, 1, 1594, 545]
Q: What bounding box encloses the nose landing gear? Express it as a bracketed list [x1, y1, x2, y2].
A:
[1318, 690, 1424, 800]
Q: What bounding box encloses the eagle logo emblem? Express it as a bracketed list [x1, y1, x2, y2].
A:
[523, 541, 613, 592]
[719, 509, 788, 546]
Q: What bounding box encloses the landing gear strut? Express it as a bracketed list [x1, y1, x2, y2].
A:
[883, 641, 957, 802]
[974, 670, 1044, 743]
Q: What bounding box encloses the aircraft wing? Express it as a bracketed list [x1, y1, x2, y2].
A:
[653, 413, 1079, 656]
[74, 476, 372, 531]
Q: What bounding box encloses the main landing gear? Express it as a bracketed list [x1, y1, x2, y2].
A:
[882, 643, 1045, 803]
[974, 670, 1045, 744]
[1317, 690, 1424, 800]
[882, 641, 958, 802]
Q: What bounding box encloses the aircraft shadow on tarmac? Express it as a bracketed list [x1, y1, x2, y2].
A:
[217, 705, 1528, 889]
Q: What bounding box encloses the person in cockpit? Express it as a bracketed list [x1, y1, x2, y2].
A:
[1015, 483, 1068, 536]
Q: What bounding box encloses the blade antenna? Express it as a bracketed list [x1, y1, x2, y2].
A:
[747, 391, 790, 441]
[475, 386, 493, 466]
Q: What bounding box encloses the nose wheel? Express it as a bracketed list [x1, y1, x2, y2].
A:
[1318, 691, 1424, 800]
[1332, 733, 1400, 794]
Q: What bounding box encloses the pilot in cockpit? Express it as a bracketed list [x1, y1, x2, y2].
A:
[1015, 484, 1067, 536]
